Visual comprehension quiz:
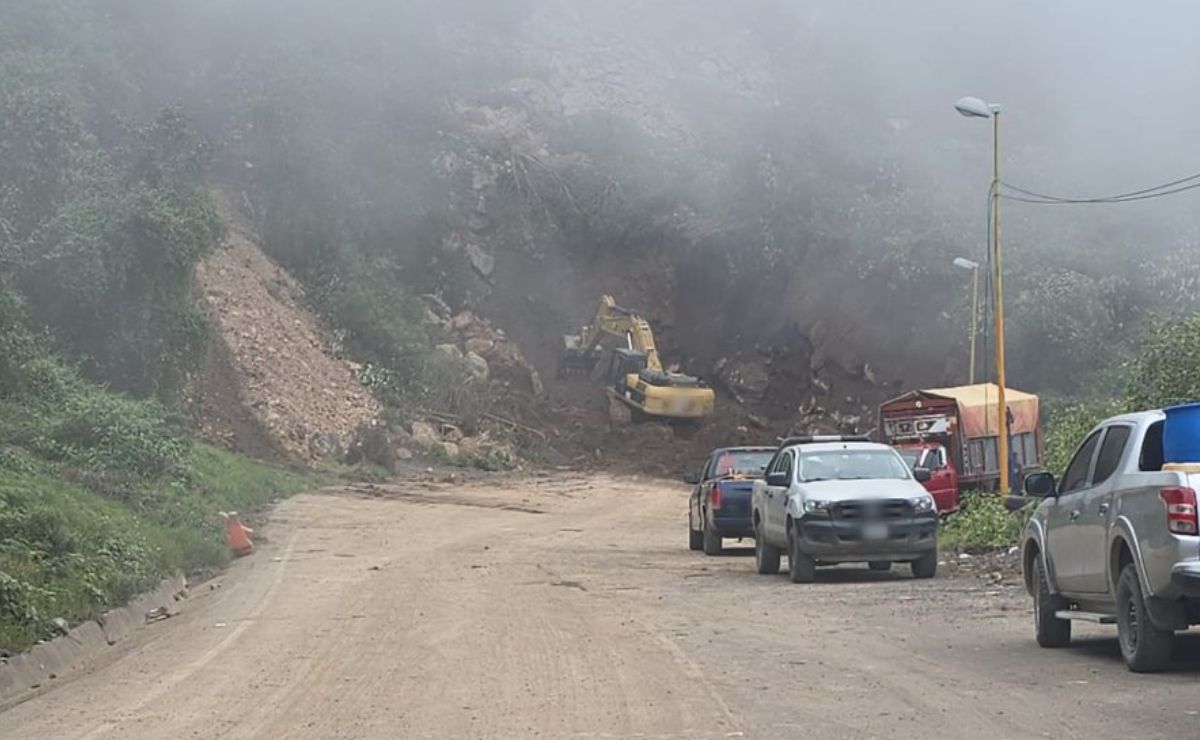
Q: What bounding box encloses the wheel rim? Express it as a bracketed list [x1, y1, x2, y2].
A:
[1033, 568, 1042, 626]
[1125, 596, 1139, 653]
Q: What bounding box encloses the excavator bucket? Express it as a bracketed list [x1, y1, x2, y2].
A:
[557, 334, 602, 378]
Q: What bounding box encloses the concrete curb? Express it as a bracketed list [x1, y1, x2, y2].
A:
[0, 573, 188, 707]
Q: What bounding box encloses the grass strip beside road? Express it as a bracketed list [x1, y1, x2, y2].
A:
[0, 444, 318, 653]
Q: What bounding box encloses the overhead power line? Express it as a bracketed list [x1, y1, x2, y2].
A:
[1000, 169, 1200, 205]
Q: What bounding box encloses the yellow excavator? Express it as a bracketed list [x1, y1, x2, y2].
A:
[558, 295, 715, 423]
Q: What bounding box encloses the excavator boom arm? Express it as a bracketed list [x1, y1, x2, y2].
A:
[574, 294, 664, 372]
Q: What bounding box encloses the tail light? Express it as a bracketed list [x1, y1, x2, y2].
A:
[1160, 486, 1198, 535]
[709, 483, 723, 510]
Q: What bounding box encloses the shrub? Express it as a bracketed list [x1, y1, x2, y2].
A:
[940, 492, 1034, 553]
[46, 394, 190, 477]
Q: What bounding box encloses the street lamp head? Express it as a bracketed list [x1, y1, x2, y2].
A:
[954, 96, 997, 119]
[953, 257, 980, 270]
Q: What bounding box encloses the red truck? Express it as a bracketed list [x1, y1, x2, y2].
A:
[878, 383, 1042, 512]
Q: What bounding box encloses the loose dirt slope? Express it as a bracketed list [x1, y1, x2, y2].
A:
[188, 197, 380, 462]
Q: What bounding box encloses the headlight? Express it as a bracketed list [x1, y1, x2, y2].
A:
[803, 499, 833, 513]
[908, 495, 936, 513]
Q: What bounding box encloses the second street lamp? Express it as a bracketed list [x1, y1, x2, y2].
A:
[955, 95, 1011, 494]
[952, 257, 980, 385]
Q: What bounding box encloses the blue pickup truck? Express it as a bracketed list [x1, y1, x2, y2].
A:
[686, 446, 776, 555]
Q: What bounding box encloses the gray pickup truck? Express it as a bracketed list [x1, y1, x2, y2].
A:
[1021, 409, 1200, 672]
[751, 436, 939, 582]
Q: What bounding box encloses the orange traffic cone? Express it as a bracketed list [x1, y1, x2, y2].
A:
[222, 512, 255, 557]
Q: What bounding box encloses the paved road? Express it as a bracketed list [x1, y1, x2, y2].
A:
[4, 472, 1199, 738]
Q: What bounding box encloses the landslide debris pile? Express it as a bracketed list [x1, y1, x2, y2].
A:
[421, 299, 545, 401]
[188, 201, 381, 462]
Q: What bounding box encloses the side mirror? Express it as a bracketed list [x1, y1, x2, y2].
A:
[765, 473, 787, 487]
[1024, 471, 1057, 498]
[913, 467, 932, 483]
[683, 472, 701, 485]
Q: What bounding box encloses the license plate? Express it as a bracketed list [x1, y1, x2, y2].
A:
[863, 523, 889, 540]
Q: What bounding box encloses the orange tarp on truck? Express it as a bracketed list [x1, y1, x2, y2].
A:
[924, 383, 1039, 439]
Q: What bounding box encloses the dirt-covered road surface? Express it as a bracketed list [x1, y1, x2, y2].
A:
[5, 473, 1199, 739]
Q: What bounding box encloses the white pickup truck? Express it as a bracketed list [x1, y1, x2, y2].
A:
[750, 436, 939, 582]
[1021, 409, 1200, 672]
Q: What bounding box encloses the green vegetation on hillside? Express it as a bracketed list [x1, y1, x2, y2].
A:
[1039, 316, 1200, 477]
[0, 314, 314, 651]
[1, 3, 225, 397]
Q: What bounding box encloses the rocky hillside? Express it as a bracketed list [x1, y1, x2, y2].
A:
[406, 3, 927, 436]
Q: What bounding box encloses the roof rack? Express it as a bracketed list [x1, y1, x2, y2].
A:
[776, 435, 872, 448]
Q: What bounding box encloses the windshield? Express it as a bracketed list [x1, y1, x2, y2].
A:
[798, 449, 911, 482]
[897, 449, 920, 469]
[710, 450, 774, 477]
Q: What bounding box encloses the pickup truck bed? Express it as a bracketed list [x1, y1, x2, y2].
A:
[707, 479, 755, 539]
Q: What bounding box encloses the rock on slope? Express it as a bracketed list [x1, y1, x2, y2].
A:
[188, 198, 380, 462]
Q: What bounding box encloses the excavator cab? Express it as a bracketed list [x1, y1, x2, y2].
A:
[607, 348, 648, 392]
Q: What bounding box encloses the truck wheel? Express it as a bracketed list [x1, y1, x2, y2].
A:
[868, 561, 891, 572]
[787, 526, 816, 583]
[1033, 553, 1071, 648]
[702, 516, 724, 556]
[688, 512, 702, 551]
[754, 524, 780, 575]
[1117, 563, 1173, 672]
[910, 550, 938, 579]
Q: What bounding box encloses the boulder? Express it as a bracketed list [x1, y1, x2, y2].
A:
[423, 307, 447, 327]
[410, 420, 440, 449]
[345, 424, 397, 472]
[464, 242, 495, 278]
[435, 343, 463, 360]
[464, 337, 496, 356]
[465, 351, 490, 382]
[450, 311, 477, 332]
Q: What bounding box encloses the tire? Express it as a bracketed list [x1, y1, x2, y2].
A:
[868, 561, 891, 572]
[702, 516, 724, 556]
[910, 550, 938, 579]
[754, 523, 781, 575]
[787, 524, 816, 583]
[1033, 553, 1071, 648]
[1116, 563, 1173, 672]
[688, 511, 702, 551]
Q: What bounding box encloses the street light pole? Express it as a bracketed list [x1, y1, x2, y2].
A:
[990, 109, 1010, 495]
[955, 96, 1010, 494]
[970, 264, 979, 384]
[952, 257, 980, 384]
